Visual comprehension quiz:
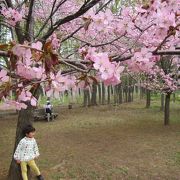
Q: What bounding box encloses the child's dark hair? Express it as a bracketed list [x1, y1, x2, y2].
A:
[23, 125, 35, 136]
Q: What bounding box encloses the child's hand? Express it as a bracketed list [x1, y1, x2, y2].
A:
[34, 156, 39, 159]
[16, 160, 21, 164]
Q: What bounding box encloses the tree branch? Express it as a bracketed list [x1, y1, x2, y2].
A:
[72, 33, 126, 47]
[35, 0, 68, 39]
[61, 0, 113, 43]
[41, 0, 101, 41]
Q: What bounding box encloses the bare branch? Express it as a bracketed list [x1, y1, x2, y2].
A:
[72, 33, 126, 48]
[61, 0, 113, 43]
[0, 50, 9, 57]
[35, 0, 68, 39]
[60, 60, 89, 73]
[41, 0, 101, 41]
[154, 50, 180, 56]
[153, 24, 180, 53]
[5, 0, 13, 8]
[25, 0, 35, 41]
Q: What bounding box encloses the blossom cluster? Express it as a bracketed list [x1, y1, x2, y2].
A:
[0, 7, 23, 26]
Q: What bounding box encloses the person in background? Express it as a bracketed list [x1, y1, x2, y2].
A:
[45, 100, 53, 121]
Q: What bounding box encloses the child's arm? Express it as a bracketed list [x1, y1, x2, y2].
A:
[34, 139, 40, 158]
[14, 139, 24, 163]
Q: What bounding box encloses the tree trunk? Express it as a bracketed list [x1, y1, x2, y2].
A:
[91, 83, 97, 106]
[98, 84, 101, 104]
[107, 86, 110, 104]
[164, 93, 171, 126]
[78, 88, 81, 96]
[114, 85, 118, 104]
[146, 89, 151, 108]
[8, 105, 34, 180]
[135, 85, 138, 94]
[87, 89, 91, 106]
[83, 89, 88, 107]
[128, 87, 131, 102]
[118, 84, 122, 104]
[102, 83, 105, 105]
[110, 85, 113, 95]
[160, 94, 165, 111]
[124, 86, 128, 102]
[140, 87, 144, 99]
[131, 86, 134, 102]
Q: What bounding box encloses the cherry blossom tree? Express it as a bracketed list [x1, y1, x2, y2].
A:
[0, 0, 180, 179]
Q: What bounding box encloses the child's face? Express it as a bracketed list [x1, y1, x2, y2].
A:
[26, 131, 35, 138]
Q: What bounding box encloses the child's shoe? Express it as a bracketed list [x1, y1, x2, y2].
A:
[37, 175, 44, 180]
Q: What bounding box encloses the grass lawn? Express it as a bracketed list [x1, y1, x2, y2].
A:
[0, 100, 180, 180]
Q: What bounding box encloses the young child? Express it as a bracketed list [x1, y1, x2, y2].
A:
[14, 125, 44, 180]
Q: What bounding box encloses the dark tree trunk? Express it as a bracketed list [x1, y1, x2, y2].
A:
[102, 83, 105, 105]
[135, 85, 138, 94]
[131, 86, 134, 102]
[128, 87, 131, 102]
[83, 89, 88, 107]
[87, 89, 91, 106]
[164, 93, 171, 126]
[110, 85, 113, 95]
[146, 89, 151, 108]
[8, 105, 34, 180]
[114, 85, 118, 104]
[128, 77, 132, 102]
[107, 86, 110, 104]
[91, 83, 97, 106]
[83, 89, 91, 107]
[98, 84, 102, 104]
[78, 88, 81, 96]
[160, 94, 165, 111]
[124, 86, 128, 102]
[140, 87, 144, 99]
[118, 84, 122, 104]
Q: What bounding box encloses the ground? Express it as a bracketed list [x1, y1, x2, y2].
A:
[0, 100, 180, 180]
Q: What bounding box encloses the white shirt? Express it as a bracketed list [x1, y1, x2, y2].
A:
[45, 104, 52, 110]
[14, 137, 40, 161]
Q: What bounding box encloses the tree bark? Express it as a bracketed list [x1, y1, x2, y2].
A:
[107, 86, 110, 104]
[102, 83, 105, 105]
[135, 85, 138, 94]
[124, 86, 128, 102]
[118, 84, 122, 104]
[114, 85, 118, 104]
[164, 93, 171, 125]
[128, 86, 131, 102]
[131, 86, 134, 102]
[91, 83, 97, 106]
[110, 85, 113, 95]
[146, 89, 151, 108]
[83, 89, 88, 107]
[160, 94, 165, 111]
[8, 105, 34, 180]
[98, 83, 101, 104]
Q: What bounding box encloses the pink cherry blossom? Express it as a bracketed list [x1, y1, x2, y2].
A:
[18, 89, 37, 106]
[0, 69, 9, 82]
[3, 99, 27, 110]
[0, 7, 23, 26]
[46, 71, 76, 98]
[49, 33, 60, 49]
[31, 41, 43, 50]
